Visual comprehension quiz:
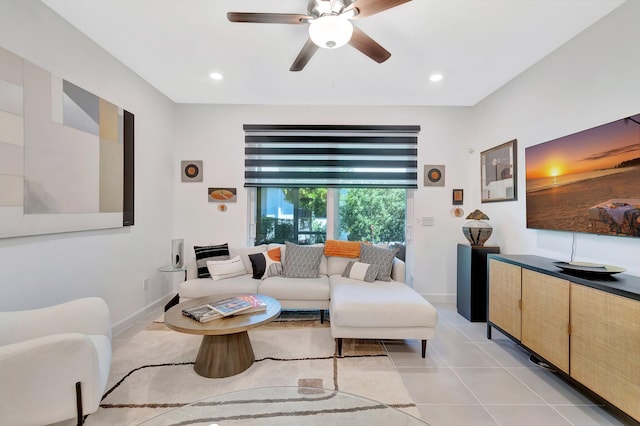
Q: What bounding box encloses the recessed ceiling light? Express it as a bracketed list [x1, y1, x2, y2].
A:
[209, 72, 223, 80]
[429, 73, 443, 82]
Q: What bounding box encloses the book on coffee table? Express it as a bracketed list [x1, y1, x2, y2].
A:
[235, 295, 267, 313]
[182, 303, 222, 323]
[208, 297, 253, 317]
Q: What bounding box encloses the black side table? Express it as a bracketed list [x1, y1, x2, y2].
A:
[456, 243, 500, 322]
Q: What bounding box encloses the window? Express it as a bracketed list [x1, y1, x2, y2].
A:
[253, 187, 407, 249]
[243, 124, 419, 188]
[245, 125, 417, 257]
[255, 187, 327, 245]
[336, 188, 406, 245]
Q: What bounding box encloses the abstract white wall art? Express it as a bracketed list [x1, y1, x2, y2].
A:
[0, 47, 134, 238]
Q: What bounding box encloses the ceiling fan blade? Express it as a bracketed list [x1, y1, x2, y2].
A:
[290, 38, 320, 72]
[227, 12, 310, 24]
[348, 27, 391, 63]
[346, 0, 411, 19]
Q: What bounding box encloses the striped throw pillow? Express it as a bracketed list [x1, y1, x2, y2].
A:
[194, 243, 230, 278]
[342, 261, 380, 282]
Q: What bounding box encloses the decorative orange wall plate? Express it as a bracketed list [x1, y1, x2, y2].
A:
[424, 165, 445, 186]
[181, 160, 203, 182]
[208, 187, 237, 202]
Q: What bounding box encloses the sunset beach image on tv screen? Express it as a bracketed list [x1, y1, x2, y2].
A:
[525, 113, 640, 238]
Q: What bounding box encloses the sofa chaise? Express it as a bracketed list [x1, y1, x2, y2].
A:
[177, 241, 437, 357]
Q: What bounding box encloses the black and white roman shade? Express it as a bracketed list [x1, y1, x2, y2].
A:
[244, 124, 419, 188]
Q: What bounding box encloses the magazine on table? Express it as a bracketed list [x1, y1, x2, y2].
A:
[181, 303, 222, 323]
[235, 295, 268, 313]
[209, 296, 254, 317]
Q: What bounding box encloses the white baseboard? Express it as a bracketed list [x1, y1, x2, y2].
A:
[112, 293, 176, 336]
[421, 293, 456, 304]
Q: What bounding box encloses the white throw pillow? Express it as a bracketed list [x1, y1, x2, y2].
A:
[230, 244, 267, 274]
[342, 261, 380, 283]
[206, 255, 246, 281]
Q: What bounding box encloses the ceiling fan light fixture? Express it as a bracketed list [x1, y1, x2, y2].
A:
[309, 15, 353, 49]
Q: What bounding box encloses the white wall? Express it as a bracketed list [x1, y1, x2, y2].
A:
[469, 0, 640, 277]
[0, 0, 176, 330]
[2, 0, 638, 323]
[173, 105, 473, 300]
[172, 0, 640, 303]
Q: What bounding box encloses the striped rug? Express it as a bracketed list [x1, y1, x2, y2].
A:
[83, 316, 419, 424]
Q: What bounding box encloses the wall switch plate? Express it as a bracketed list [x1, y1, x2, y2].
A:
[421, 217, 435, 226]
[143, 278, 149, 291]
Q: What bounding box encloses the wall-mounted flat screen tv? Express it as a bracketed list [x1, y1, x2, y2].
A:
[525, 114, 640, 238]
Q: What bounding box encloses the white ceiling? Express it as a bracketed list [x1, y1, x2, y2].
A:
[41, 0, 625, 106]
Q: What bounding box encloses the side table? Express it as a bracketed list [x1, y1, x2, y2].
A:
[456, 243, 500, 322]
[159, 266, 187, 311]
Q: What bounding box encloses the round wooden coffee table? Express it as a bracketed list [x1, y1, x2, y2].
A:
[164, 294, 281, 378]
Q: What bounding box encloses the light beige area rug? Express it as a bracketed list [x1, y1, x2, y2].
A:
[84, 317, 421, 425]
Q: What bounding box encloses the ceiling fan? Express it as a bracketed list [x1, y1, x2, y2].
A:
[227, 0, 411, 71]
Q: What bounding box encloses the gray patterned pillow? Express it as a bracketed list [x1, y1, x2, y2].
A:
[342, 261, 380, 283]
[359, 243, 397, 281]
[282, 241, 324, 278]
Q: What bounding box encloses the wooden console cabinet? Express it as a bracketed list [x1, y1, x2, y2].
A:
[456, 244, 500, 321]
[487, 259, 521, 338]
[570, 284, 640, 421]
[487, 254, 640, 422]
[521, 269, 570, 373]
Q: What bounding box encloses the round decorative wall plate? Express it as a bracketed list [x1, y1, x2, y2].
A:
[423, 164, 445, 187]
[210, 189, 234, 200]
[180, 160, 203, 182]
[427, 168, 442, 182]
[184, 163, 199, 178]
[451, 207, 465, 217]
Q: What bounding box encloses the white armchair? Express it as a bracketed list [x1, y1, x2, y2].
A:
[0, 297, 112, 426]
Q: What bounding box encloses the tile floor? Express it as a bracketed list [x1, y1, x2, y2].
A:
[385, 303, 638, 426]
[110, 303, 638, 426]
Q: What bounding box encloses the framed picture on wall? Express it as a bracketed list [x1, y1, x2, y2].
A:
[424, 165, 445, 187]
[208, 188, 237, 202]
[481, 139, 517, 202]
[181, 161, 203, 182]
[0, 47, 135, 238]
[452, 189, 464, 205]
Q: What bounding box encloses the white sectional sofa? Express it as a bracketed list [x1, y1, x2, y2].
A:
[178, 242, 437, 357]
